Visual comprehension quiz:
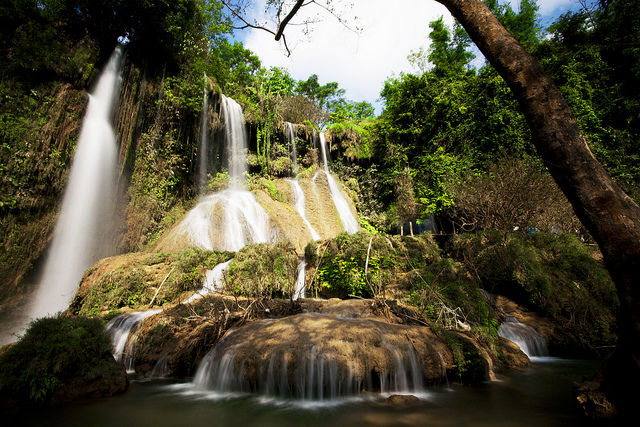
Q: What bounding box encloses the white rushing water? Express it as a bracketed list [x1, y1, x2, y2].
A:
[293, 258, 306, 300]
[192, 335, 426, 400]
[167, 95, 272, 252]
[221, 95, 248, 189]
[106, 309, 161, 373]
[198, 73, 209, 195]
[172, 189, 270, 251]
[498, 315, 549, 359]
[29, 46, 123, 320]
[286, 179, 321, 241]
[285, 122, 299, 176]
[184, 259, 233, 304]
[318, 133, 359, 234]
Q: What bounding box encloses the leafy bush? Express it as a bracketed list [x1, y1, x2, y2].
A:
[0, 315, 116, 402]
[448, 231, 618, 350]
[227, 242, 299, 299]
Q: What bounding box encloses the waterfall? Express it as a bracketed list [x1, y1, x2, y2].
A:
[221, 95, 248, 189]
[106, 310, 161, 373]
[184, 259, 233, 304]
[498, 315, 549, 359]
[198, 74, 209, 195]
[285, 122, 299, 176]
[29, 46, 123, 320]
[164, 190, 270, 252]
[158, 96, 272, 253]
[293, 257, 306, 300]
[318, 133, 359, 234]
[286, 179, 321, 241]
[192, 331, 427, 400]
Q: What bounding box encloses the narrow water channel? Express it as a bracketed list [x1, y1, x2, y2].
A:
[7, 359, 614, 426]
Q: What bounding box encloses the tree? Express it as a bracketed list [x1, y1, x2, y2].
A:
[274, 0, 640, 416]
[427, 17, 475, 76]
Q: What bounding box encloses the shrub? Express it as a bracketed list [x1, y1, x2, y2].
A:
[0, 315, 116, 402]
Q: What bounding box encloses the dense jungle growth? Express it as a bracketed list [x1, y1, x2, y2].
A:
[1, 0, 639, 418]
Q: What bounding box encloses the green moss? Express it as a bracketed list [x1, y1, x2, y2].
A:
[71, 249, 234, 314]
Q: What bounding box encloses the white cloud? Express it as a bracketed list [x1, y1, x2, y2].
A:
[237, 0, 596, 113]
[240, 0, 451, 111]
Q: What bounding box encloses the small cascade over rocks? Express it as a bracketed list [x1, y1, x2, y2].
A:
[191, 301, 451, 400]
[29, 46, 123, 320]
[286, 179, 321, 241]
[498, 315, 549, 359]
[106, 310, 161, 373]
[319, 133, 359, 234]
[184, 259, 233, 304]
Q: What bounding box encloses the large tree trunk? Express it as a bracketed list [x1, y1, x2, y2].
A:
[435, 0, 640, 416]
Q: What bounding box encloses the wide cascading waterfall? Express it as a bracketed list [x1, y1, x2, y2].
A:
[498, 315, 549, 358]
[161, 190, 270, 252]
[286, 179, 321, 241]
[293, 257, 306, 300]
[184, 259, 233, 304]
[198, 74, 209, 195]
[191, 312, 441, 400]
[29, 46, 123, 320]
[285, 122, 299, 176]
[318, 133, 359, 234]
[221, 95, 248, 190]
[106, 310, 161, 373]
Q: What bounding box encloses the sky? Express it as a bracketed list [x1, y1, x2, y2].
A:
[235, 0, 597, 113]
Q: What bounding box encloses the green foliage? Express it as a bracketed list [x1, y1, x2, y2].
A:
[313, 233, 440, 298]
[227, 242, 299, 299]
[448, 231, 618, 350]
[0, 315, 115, 402]
[72, 249, 233, 314]
[427, 17, 475, 77]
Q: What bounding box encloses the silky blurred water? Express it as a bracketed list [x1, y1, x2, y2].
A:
[5, 358, 617, 427]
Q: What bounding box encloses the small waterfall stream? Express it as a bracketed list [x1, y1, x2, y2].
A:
[286, 179, 321, 241]
[106, 310, 161, 373]
[498, 315, 549, 359]
[318, 133, 359, 234]
[184, 259, 233, 304]
[198, 74, 209, 195]
[221, 95, 248, 190]
[285, 122, 299, 176]
[29, 46, 123, 320]
[293, 257, 306, 300]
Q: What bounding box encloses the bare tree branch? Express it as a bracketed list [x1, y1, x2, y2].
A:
[275, 0, 306, 41]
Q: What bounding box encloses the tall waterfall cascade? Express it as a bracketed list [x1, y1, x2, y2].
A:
[29, 46, 123, 320]
[498, 315, 549, 358]
[319, 133, 359, 234]
[155, 95, 272, 253]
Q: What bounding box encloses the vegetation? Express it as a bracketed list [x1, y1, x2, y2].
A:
[0, 315, 121, 403]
